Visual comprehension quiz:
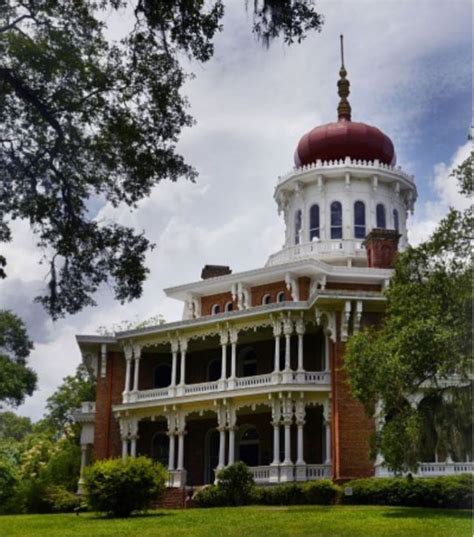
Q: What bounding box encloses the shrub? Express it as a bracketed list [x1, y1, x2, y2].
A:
[256, 483, 305, 505]
[85, 456, 167, 517]
[44, 485, 81, 512]
[0, 459, 17, 513]
[216, 462, 255, 506]
[193, 485, 225, 508]
[342, 474, 472, 509]
[303, 479, 341, 505]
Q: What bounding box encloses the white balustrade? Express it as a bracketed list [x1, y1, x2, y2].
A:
[249, 466, 271, 483]
[80, 401, 96, 413]
[376, 461, 474, 478]
[123, 370, 331, 404]
[305, 464, 332, 479]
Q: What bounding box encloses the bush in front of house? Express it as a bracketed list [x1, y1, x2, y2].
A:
[216, 462, 256, 506]
[193, 484, 225, 508]
[303, 479, 341, 505]
[254, 483, 305, 505]
[341, 474, 472, 509]
[85, 456, 167, 517]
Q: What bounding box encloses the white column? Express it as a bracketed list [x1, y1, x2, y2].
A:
[177, 431, 185, 470]
[272, 422, 280, 465]
[283, 319, 293, 371]
[130, 436, 137, 457]
[179, 338, 188, 386]
[171, 340, 179, 387]
[217, 427, 226, 470]
[78, 444, 88, 492]
[168, 433, 176, 471]
[228, 427, 236, 465]
[295, 400, 305, 466]
[283, 422, 292, 465]
[220, 331, 228, 381]
[295, 318, 305, 379]
[122, 439, 128, 459]
[228, 328, 238, 389]
[123, 345, 133, 400]
[132, 346, 141, 392]
[324, 420, 331, 464]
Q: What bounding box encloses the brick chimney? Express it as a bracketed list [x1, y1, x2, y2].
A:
[363, 229, 401, 269]
[201, 264, 232, 280]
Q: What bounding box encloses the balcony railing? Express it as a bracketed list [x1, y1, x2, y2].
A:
[248, 464, 332, 484]
[376, 461, 474, 477]
[125, 371, 331, 404]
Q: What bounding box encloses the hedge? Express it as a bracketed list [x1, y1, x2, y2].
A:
[341, 475, 472, 509]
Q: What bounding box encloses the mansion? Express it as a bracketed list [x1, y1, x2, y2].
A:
[74, 44, 472, 498]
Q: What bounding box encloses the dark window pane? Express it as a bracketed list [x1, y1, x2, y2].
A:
[354, 201, 366, 238]
[331, 201, 342, 239]
[309, 204, 320, 240]
[393, 209, 399, 231]
[376, 204, 386, 228]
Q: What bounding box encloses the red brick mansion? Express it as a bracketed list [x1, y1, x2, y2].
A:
[74, 47, 472, 495]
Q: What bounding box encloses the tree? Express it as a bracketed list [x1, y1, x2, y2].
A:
[43, 364, 95, 435]
[0, 1, 324, 319]
[0, 310, 36, 406]
[0, 411, 32, 442]
[344, 153, 473, 473]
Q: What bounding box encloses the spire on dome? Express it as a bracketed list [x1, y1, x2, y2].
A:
[337, 34, 351, 121]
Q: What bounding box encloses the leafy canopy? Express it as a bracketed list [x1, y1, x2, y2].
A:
[0, 310, 36, 406]
[344, 153, 473, 473]
[0, 0, 323, 319]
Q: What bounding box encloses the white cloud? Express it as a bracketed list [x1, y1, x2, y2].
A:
[407, 141, 471, 245]
[2, 0, 470, 420]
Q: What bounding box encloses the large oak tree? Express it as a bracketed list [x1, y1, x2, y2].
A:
[0, 0, 323, 319]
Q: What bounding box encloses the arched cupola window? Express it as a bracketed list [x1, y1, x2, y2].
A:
[393, 209, 400, 232]
[354, 201, 366, 239]
[276, 291, 285, 303]
[376, 204, 386, 229]
[330, 201, 343, 239]
[262, 294, 272, 305]
[294, 209, 302, 245]
[309, 204, 320, 240]
[225, 301, 233, 312]
[211, 304, 221, 315]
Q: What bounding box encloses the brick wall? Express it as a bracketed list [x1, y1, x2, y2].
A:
[331, 338, 374, 481]
[93, 351, 125, 461]
[298, 277, 311, 300]
[201, 292, 236, 316]
[251, 281, 291, 306]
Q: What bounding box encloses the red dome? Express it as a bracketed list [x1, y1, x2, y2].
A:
[294, 119, 396, 167]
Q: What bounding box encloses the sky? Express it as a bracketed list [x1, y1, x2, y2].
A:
[1, 0, 472, 421]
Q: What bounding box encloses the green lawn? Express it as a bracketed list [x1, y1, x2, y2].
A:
[0, 505, 470, 537]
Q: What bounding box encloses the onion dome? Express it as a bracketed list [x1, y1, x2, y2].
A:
[294, 36, 396, 168]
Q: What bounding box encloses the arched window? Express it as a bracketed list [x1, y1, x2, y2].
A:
[225, 301, 233, 312]
[151, 432, 169, 466]
[276, 291, 285, 303]
[376, 204, 386, 229]
[211, 304, 221, 315]
[294, 209, 302, 245]
[393, 209, 399, 231]
[154, 364, 171, 388]
[330, 201, 342, 239]
[239, 425, 260, 467]
[207, 358, 221, 382]
[353, 201, 366, 239]
[262, 294, 272, 305]
[309, 204, 320, 240]
[239, 347, 257, 377]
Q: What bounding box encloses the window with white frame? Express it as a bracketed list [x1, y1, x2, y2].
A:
[262, 294, 272, 305]
[330, 201, 343, 239]
[309, 204, 320, 240]
[376, 203, 386, 229]
[354, 200, 366, 239]
[211, 304, 221, 315]
[225, 301, 233, 312]
[276, 291, 285, 302]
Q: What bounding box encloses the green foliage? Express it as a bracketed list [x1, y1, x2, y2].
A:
[344, 155, 473, 473]
[0, 310, 36, 406]
[0, 1, 324, 318]
[193, 484, 225, 508]
[85, 456, 167, 517]
[215, 462, 256, 506]
[0, 458, 17, 512]
[303, 479, 341, 505]
[44, 364, 96, 436]
[254, 483, 305, 505]
[0, 411, 33, 441]
[342, 475, 472, 509]
[43, 485, 81, 513]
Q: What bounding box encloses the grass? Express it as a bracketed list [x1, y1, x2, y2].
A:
[0, 505, 470, 537]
